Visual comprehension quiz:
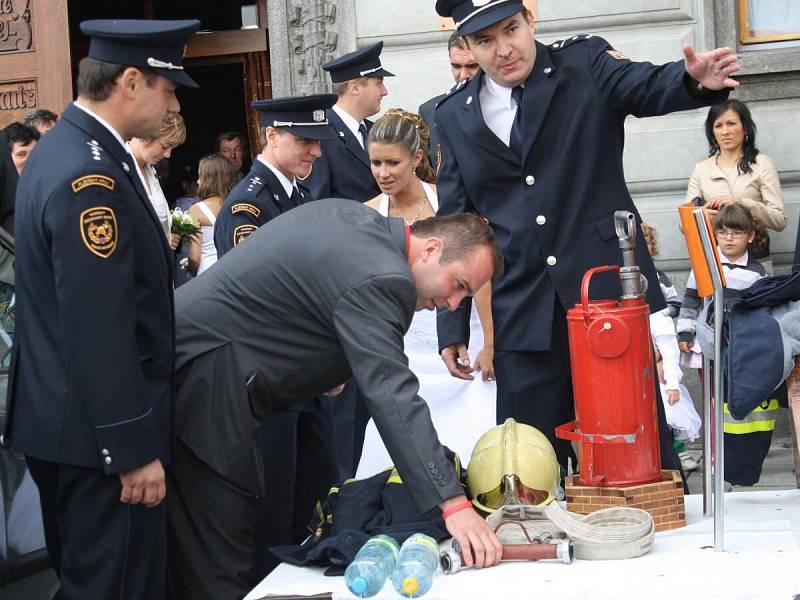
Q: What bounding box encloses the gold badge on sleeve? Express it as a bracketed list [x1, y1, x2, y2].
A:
[233, 224, 258, 246]
[80, 207, 118, 258]
[71, 174, 115, 193]
[232, 203, 261, 218]
[606, 49, 628, 61]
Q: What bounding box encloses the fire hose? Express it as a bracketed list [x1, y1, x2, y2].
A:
[441, 502, 654, 573]
[491, 503, 654, 560]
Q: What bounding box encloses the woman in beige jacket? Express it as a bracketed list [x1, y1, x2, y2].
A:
[686, 99, 786, 273]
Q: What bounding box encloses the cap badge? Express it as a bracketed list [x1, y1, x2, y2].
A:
[313, 110, 325, 122]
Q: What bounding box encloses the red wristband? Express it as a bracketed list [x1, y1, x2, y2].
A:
[442, 500, 473, 520]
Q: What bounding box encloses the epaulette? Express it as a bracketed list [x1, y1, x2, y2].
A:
[549, 34, 594, 52]
[435, 77, 469, 110]
[244, 174, 267, 196]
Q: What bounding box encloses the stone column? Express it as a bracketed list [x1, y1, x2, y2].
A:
[267, 0, 357, 97]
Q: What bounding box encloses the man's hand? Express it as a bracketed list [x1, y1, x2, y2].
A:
[666, 388, 680, 406]
[440, 496, 503, 569]
[679, 340, 693, 353]
[683, 44, 741, 90]
[441, 344, 475, 380]
[119, 458, 166, 508]
[473, 345, 495, 382]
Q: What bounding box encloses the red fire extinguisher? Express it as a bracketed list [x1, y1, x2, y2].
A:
[556, 211, 661, 487]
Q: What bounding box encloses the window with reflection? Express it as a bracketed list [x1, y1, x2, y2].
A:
[738, 0, 800, 45]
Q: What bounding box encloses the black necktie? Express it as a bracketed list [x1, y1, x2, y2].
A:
[290, 185, 302, 207]
[358, 122, 369, 148]
[510, 85, 524, 154]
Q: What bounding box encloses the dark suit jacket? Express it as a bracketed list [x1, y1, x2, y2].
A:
[8, 103, 175, 473]
[174, 199, 462, 510]
[435, 35, 728, 353]
[418, 92, 447, 177]
[302, 109, 381, 202]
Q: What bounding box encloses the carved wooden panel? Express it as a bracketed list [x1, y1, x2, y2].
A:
[0, 0, 32, 53]
[0, 78, 36, 113]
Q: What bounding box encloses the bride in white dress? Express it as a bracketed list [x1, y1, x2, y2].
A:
[356, 109, 496, 477]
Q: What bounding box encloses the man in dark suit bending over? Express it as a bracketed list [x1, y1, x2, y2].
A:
[168, 200, 505, 599]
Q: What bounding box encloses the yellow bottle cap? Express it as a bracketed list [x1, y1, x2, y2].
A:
[402, 577, 419, 596]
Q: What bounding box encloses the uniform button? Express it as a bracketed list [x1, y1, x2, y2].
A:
[104, 456, 112, 465]
[428, 463, 435, 470]
[547, 256, 557, 266]
[101, 448, 110, 456]
[438, 480, 446, 486]
[552, 43, 560, 48]
[525, 175, 535, 186]
[543, 67, 552, 74]
[431, 468, 438, 475]
[536, 215, 546, 225]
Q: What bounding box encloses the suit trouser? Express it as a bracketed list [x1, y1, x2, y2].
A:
[494, 303, 682, 477]
[26, 457, 167, 600]
[167, 440, 259, 600]
[256, 400, 339, 575]
[331, 381, 371, 479]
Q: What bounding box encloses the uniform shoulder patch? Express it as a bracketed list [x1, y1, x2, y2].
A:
[80, 207, 117, 258]
[72, 174, 115, 194]
[232, 203, 261, 218]
[606, 49, 628, 61]
[233, 224, 258, 246]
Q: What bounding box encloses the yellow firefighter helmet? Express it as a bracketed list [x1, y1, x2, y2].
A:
[467, 418, 561, 513]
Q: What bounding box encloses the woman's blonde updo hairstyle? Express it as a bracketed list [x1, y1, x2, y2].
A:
[368, 108, 435, 183]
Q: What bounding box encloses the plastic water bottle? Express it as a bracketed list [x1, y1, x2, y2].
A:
[344, 534, 400, 597]
[391, 533, 440, 598]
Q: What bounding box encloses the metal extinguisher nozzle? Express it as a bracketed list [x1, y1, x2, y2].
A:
[614, 210, 647, 299]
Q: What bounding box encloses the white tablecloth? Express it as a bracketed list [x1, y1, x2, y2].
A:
[246, 490, 800, 600]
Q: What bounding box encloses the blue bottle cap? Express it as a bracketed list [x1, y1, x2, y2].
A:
[350, 576, 368, 596]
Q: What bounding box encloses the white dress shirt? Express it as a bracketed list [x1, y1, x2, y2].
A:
[332, 104, 367, 149]
[479, 76, 521, 147]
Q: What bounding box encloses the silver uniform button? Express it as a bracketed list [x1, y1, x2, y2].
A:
[552, 43, 560, 48]
[525, 175, 535, 186]
[544, 67, 552, 74]
[102, 448, 110, 456]
[536, 215, 546, 225]
[547, 256, 557, 266]
[105, 456, 112, 465]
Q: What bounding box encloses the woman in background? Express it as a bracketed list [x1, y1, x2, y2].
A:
[128, 111, 187, 250]
[686, 99, 786, 273]
[188, 154, 239, 276]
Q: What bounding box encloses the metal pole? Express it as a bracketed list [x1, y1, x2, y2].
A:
[701, 297, 713, 517]
[693, 209, 725, 551]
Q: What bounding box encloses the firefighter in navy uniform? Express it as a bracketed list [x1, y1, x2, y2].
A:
[214, 94, 337, 256]
[211, 94, 342, 577]
[302, 43, 395, 478]
[6, 19, 200, 600]
[432, 0, 742, 474]
[302, 41, 393, 204]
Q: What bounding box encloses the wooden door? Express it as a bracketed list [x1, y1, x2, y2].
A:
[0, 0, 72, 127]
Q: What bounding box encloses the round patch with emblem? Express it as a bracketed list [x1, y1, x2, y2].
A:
[80, 207, 117, 258]
[606, 49, 628, 61]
